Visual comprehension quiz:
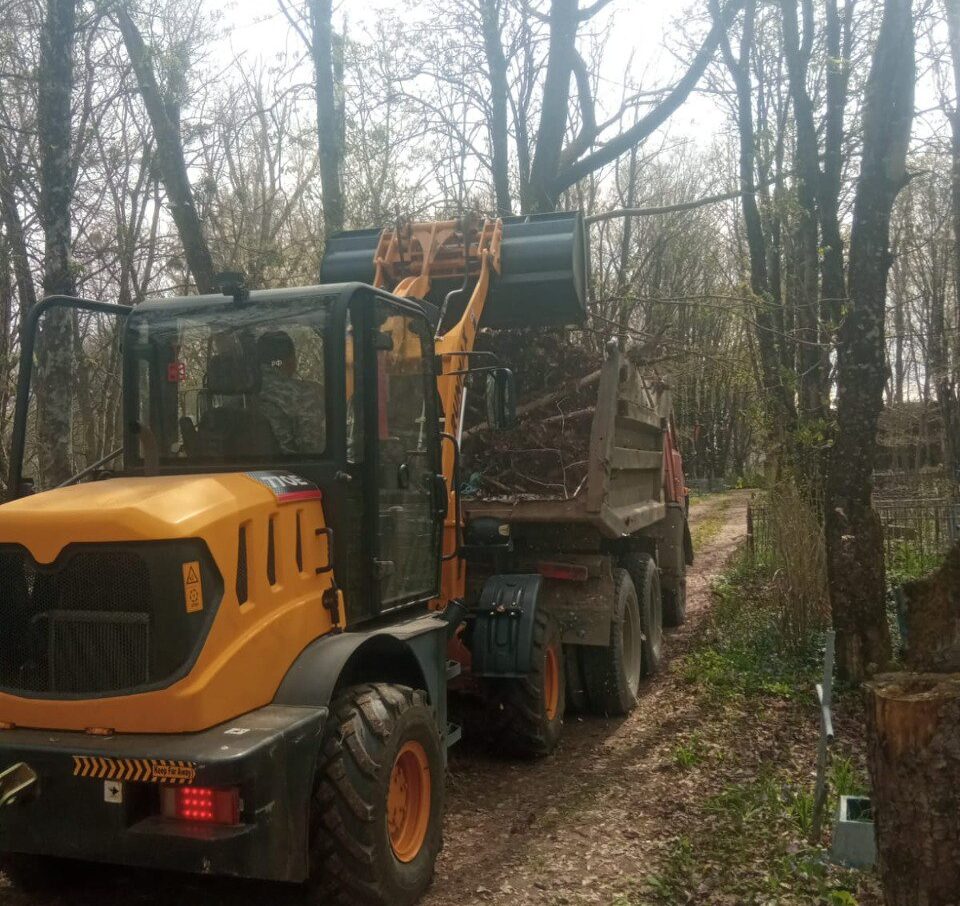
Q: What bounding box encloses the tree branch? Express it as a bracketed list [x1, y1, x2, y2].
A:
[585, 182, 772, 224]
[552, 0, 743, 194]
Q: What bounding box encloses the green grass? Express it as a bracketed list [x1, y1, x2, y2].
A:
[644, 769, 865, 905]
[682, 558, 823, 702]
[672, 733, 705, 770]
[691, 512, 726, 549]
[643, 557, 873, 906]
[887, 542, 943, 587]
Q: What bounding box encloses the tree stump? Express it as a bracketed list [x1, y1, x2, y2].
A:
[903, 542, 960, 672]
[865, 673, 960, 906]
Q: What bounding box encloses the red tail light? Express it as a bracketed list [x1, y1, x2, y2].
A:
[160, 786, 240, 825]
[537, 561, 589, 582]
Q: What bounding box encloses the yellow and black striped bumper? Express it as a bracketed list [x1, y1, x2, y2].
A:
[0, 705, 326, 881]
[72, 755, 197, 784]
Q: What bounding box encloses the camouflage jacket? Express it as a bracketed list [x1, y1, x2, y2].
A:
[258, 370, 325, 454]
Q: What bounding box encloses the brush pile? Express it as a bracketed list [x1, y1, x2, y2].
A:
[461, 329, 603, 500]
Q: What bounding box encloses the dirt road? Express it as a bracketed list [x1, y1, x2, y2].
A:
[423, 490, 748, 906]
[0, 491, 749, 906]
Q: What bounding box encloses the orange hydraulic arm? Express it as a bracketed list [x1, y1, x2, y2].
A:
[371, 218, 503, 604]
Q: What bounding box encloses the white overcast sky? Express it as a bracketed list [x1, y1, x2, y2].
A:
[215, 0, 727, 141]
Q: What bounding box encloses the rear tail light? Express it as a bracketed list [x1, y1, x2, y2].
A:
[160, 786, 240, 825]
[537, 561, 589, 582]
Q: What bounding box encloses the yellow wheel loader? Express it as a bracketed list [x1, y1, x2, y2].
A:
[0, 212, 688, 904]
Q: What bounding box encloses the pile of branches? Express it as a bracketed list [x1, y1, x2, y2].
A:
[462, 330, 603, 500]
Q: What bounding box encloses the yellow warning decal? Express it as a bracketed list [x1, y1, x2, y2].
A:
[72, 756, 196, 785]
[182, 561, 203, 613]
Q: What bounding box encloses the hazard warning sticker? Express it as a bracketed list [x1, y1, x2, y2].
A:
[245, 471, 322, 504]
[182, 561, 203, 613]
[73, 756, 196, 785]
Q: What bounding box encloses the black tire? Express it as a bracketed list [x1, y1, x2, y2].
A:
[309, 683, 444, 906]
[621, 552, 663, 675]
[663, 577, 687, 627]
[581, 568, 643, 716]
[484, 610, 565, 757]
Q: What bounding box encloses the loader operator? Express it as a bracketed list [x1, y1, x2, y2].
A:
[256, 329, 325, 455]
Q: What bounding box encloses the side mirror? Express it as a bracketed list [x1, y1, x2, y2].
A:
[485, 368, 517, 430]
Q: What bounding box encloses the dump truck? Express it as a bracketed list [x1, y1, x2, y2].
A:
[459, 340, 692, 740]
[0, 212, 688, 905]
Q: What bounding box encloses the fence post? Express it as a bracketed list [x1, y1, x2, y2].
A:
[811, 629, 836, 843]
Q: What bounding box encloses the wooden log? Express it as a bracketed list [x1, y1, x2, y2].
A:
[865, 672, 960, 905]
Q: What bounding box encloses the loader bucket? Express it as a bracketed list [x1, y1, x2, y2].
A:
[489, 211, 588, 328]
[320, 211, 588, 330]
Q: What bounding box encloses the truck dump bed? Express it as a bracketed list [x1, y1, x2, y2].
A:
[463, 343, 668, 539]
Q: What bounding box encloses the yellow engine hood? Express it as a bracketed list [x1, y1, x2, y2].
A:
[0, 471, 338, 734]
[0, 473, 277, 562]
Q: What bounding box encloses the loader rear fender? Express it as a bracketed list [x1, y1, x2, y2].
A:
[273, 625, 444, 713]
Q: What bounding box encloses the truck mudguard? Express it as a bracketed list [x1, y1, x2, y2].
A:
[467, 574, 543, 678]
[273, 613, 449, 716]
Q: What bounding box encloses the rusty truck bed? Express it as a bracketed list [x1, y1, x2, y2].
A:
[463, 343, 668, 539]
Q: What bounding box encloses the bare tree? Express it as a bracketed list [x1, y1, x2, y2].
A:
[524, 0, 743, 213]
[825, 0, 916, 682]
[115, 2, 215, 293]
[35, 0, 78, 487]
[715, 0, 797, 445]
[278, 0, 345, 237]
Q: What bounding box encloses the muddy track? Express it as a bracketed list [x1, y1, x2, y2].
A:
[0, 491, 750, 906]
[423, 490, 749, 906]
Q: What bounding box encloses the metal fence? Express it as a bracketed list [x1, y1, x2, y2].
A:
[747, 497, 959, 570]
[875, 499, 959, 568]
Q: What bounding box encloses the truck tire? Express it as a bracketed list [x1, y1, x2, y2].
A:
[663, 577, 687, 627]
[621, 552, 663, 675]
[486, 610, 565, 757]
[581, 568, 643, 715]
[309, 683, 444, 906]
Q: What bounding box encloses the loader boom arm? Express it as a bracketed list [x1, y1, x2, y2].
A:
[372, 218, 503, 603]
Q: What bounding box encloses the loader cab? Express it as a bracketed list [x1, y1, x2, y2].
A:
[10, 285, 445, 626]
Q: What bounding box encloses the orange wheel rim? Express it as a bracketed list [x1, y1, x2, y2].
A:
[387, 741, 431, 863]
[544, 645, 560, 721]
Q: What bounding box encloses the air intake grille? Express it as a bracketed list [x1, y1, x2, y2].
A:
[0, 542, 220, 698]
[48, 611, 150, 694]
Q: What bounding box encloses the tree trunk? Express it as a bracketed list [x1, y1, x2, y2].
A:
[116, 5, 216, 294]
[902, 542, 960, 673]
[35, 0, 77, 489]
[825, 0, 914, 682]
[308, 0, 345, 236]
[525, 0, 578, 213]
[945, 0, 960, 491]
[780, 0, 825, 421]
[866, 672, 960, 906]
[0, 139, 38, 317]
[480, 0, 512, 216]
[820, 0, 852, 333]
[717, 0, 796, 440]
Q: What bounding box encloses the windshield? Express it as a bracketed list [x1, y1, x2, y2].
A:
[127, 298, 329, 465]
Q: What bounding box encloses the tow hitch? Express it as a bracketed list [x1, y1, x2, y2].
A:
[0, 763, 37, 806]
